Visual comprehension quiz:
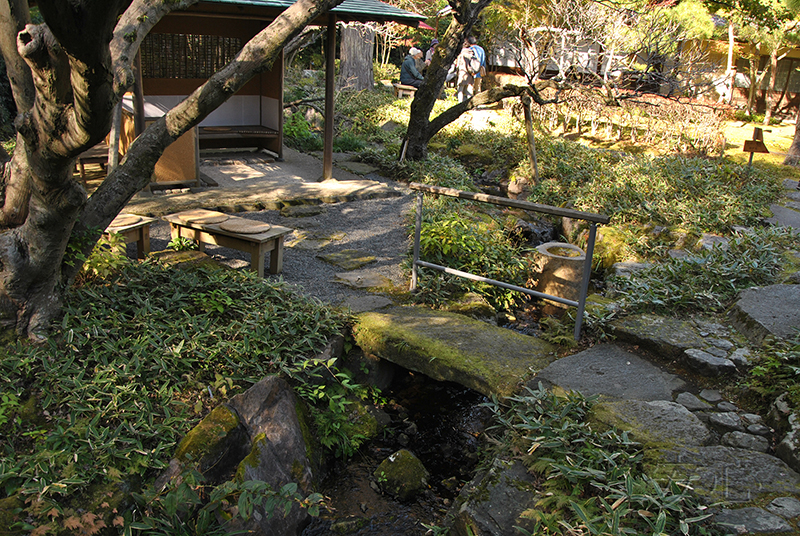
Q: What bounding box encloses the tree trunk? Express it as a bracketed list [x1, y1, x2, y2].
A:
[747, 55, 758, 115]
[402, 0, 493, 161]
[339, 22, 374, 91]
[721, 20, 735, 104]
[764, 47, 779, 126]
[0, 0, 344, 339]
[783, 106, 800, 167]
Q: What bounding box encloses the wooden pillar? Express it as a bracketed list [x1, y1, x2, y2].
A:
[323, 14, 336, 181]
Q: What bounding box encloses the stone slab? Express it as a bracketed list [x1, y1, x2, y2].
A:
[609, 314, 706, 359]
[337, 161, 379, 175]
[354, 305, 557, 397]
[533, 343, 686, 401]
[714, 507, 794, 534]
[334, 271, 392, 289]
[729, 284, 800, 344]
[318, 249, 376, 270]
[592, 399, 711, 447]
[652, 445, 800, 503]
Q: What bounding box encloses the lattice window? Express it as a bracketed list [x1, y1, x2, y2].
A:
[141, 34, 243, 78]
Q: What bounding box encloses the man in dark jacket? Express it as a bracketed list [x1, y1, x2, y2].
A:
[400, 47, 425, 88]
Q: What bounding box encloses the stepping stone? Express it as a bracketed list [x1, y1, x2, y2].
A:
[318, 249, 376, 270]
[338, 161, 378, 175]
[285, 230, 345, 250]
[341, 295, 393, 312]
[714, 507, 794, 534]
[354, 305, 557, 397]
[334, 271, 391, 289]
[534, 343, 686, 401]
[730, 284, 800, 344]
[592, 399, 711, 447]
[653, 445, 800, 503]
[609, 314, 706, 359]
[279, 205, 327, 218]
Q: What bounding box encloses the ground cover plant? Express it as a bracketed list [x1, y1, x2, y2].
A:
[0, 245, 375, 534]
[484, 384, 720, 536]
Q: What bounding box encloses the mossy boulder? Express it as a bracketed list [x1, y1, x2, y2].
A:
[173, 405, 247, 480]
[373, 449, 429, 501]
[592, 226, 639, 272]
[0, 495, 24, 536]
[354, 305, 557, 398]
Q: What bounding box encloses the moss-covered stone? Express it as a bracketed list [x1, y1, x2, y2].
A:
[443, 293, 497, 322]
[373, 449, 429, 501]
[235, 432, 267, 482]
[354, 305, 556, 398]
[593, 226, 639, 272]
[453, 143, 494, 165]
[174, 404, 241, 468]
[0, 495, 24, 536]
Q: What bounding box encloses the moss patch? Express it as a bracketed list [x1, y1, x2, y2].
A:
[373, 449, 429, 501]
[175, 405, 240, 464]
[0, 495, 24, 536]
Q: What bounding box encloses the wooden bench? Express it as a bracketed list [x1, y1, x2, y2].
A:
[393, 83, 418, 99]
[198, 125, 280, 152]
[162, 209, 292, 277]
[105, 214, 157, 259]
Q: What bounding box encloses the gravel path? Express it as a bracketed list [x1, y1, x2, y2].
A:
[148, 193, 415, 307]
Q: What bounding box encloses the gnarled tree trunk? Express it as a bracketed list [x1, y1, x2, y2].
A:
[0, 0, 343, 339]
[402, 0, 492, 161]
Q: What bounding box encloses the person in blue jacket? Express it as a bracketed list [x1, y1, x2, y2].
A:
[467, 36, 486, 93]
[400, 47, 425, 88]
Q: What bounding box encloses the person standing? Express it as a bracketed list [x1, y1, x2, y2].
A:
[467, 36, 486, 93]
[425, 39, 439, 67]
[400, 47, 425, 88]
[455, 42, 478, 103]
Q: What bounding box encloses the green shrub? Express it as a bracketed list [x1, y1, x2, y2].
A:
[527, 140, 784, 238]
[0, 262, 366, 533]
[487, 384, 716, 536]
[373, 61, 399, 82]
[283, 112, 323, 152]
[333, 129, 367, 152]
[416, 207, 529, 310]
[607, 227, 794, 314]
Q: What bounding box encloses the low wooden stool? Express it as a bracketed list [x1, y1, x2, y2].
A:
[105, 213, 157, 259]
[162, 209, 293, 277]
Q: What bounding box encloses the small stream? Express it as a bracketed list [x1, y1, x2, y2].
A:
[302, 369, 491, 536]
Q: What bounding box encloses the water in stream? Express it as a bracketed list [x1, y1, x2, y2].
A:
[302, 369, 491, 535]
